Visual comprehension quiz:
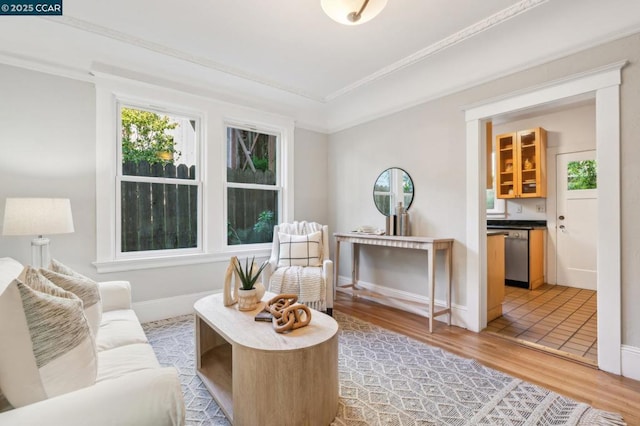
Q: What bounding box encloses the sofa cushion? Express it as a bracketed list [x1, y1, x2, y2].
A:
[0, 257, 25, 294]
[96, 309, 148, 352]
[0, 279, 97, 407]
[40, 268, 102, 336]
[277, 231, 323, 267]
[97, 343, 160, 383]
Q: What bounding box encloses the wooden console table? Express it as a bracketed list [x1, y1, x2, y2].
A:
[334, 232, 454, 333]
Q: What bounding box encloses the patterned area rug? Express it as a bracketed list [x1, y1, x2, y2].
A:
[142, 312, 625, 426]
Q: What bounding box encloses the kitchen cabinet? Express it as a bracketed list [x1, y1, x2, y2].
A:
[495, 127, 547, 199]
[529, 229, 545, 290]
[487, 232, 505, 322]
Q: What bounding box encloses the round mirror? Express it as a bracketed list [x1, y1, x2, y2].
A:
[373, 167, 414, 216]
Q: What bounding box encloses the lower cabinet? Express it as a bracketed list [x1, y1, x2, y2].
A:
[487, 233, 505, 322]
[529, 229, 545, 290]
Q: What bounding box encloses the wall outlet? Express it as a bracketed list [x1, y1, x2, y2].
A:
[536, 204, 546, 213]
[515, 205, 523, 213]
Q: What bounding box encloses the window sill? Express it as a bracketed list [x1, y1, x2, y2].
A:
[93, 248, 271, 273]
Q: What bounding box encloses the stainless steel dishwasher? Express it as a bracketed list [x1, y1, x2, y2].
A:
[504, 229, 529, 288]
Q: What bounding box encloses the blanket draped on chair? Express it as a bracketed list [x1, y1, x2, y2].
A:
[269, 221, 326, 311]
[269, 266, 326, 311]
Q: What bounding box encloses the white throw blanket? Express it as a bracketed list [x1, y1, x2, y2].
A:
[269, 266, 326, 311]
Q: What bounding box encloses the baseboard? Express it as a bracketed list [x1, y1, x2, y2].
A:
[133, 290, 217, 323]
[337, 275, 467, 327]
[621, 345, 640, 381]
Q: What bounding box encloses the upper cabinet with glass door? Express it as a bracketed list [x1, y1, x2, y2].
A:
[496, 127, 547, 199]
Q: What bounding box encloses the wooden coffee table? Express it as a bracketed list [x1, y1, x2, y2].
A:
[194, 292, 339, 426]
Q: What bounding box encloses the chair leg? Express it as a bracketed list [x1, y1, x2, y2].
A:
[326, 308, 333, 317]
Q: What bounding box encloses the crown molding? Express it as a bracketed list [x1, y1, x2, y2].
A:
[43, 16, 326, 103]
[0, 50, 92, 82]
[324, 0, 549, 101]
[43, 0, 548, 105]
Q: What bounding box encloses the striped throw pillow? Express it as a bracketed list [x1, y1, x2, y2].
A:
[0, 279, 97, 407]
[277, 231, 323, 267]
[40, 267, 102, 336]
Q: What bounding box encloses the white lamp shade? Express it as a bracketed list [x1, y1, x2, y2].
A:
[2, 198, 74, 236]
[321, 0, 388, 25]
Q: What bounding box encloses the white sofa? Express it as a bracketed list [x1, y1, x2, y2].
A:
[0, 257, 185, 425]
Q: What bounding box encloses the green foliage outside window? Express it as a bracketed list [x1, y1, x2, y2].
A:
[567, 160, 597, 190]
[121, 107, 180, 164]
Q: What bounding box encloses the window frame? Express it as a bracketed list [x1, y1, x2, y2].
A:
[487, 152, 506, 217]
[115, 101, 204, 260]
[223, 121, 283, 250]
[94, 77, 295, 273]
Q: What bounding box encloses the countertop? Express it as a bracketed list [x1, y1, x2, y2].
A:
[487, 220, 547, 230]
[487, 231, 507, 236]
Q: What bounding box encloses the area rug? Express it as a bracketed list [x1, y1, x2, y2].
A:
[142, 312, 625, 426]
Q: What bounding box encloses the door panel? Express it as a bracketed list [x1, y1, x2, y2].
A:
[556, 151, 597, 290]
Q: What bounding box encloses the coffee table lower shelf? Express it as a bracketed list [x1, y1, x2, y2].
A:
[197, 341, 234, 422]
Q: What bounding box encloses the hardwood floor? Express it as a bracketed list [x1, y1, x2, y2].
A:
[334, 294, 640, 425]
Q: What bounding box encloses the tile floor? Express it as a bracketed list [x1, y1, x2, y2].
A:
[485, 284, 597, 365]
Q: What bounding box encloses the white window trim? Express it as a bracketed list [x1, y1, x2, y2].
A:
[115, 101, 204, 260]
[486, 193, 506, 218]
[222, 120, 287, 251]
[94, 77, 295, 273]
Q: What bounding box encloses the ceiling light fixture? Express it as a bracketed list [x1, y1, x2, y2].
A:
[321, 0, 388, 25]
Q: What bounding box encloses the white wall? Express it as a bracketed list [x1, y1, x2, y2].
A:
[328, 95, 468, 305]
[0, 64, 329, 308]
[293, 128, 329, 225]
[0, 64, 97, 276]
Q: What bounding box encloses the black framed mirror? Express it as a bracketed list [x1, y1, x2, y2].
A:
[373, 167, 414, 216]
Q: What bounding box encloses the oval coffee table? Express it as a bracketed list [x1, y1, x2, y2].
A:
[194, 292, 339, 426]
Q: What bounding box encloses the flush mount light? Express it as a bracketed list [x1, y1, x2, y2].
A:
[321, 0, 388, 25]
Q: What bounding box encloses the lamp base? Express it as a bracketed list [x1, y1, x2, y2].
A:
[31, 236, 50, 269]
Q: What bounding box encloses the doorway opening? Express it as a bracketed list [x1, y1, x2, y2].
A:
[464, 60, 624, 375]
[484, 109, 599, 365]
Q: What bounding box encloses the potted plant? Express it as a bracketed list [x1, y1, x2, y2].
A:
[233, 256, 268, 311]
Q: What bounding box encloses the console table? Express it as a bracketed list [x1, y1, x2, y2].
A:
[334, 232, 454, 333]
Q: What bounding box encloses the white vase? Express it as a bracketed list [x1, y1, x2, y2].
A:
[237, 288, 258, 311]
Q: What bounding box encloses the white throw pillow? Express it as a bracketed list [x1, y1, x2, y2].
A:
[40, 266, 102, 336]
[0, 279, 97, 407]
[278, 231, 322, 267]
[48, 258, 93, 281]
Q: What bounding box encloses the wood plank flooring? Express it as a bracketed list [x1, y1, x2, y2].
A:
[334, 293, 640, 425]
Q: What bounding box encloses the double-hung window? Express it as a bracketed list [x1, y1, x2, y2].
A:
[225, 124, 280, 246]
[117, 104, 202, 257]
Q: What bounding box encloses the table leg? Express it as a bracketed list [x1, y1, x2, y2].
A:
[352, 243, 359, 297]
[428, 248, 435, 333]
[334, 240, 340, 300]
[446, 243, 452, 326]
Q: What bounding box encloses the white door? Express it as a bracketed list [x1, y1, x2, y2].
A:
[556, 151, 597, 290]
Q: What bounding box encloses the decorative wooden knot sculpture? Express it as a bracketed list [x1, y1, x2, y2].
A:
[266, 294, 312, 333]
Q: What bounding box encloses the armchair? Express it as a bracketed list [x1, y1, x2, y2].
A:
[262, 221, 333, 315]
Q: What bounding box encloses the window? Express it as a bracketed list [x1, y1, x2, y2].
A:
[487, 152, 506, 216]
[117, 105, 201, 256]
[225, 125, 280, 246]
[567, 160, 597, 190]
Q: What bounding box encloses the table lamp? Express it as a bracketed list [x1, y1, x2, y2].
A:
[2, 198, 75, 268]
